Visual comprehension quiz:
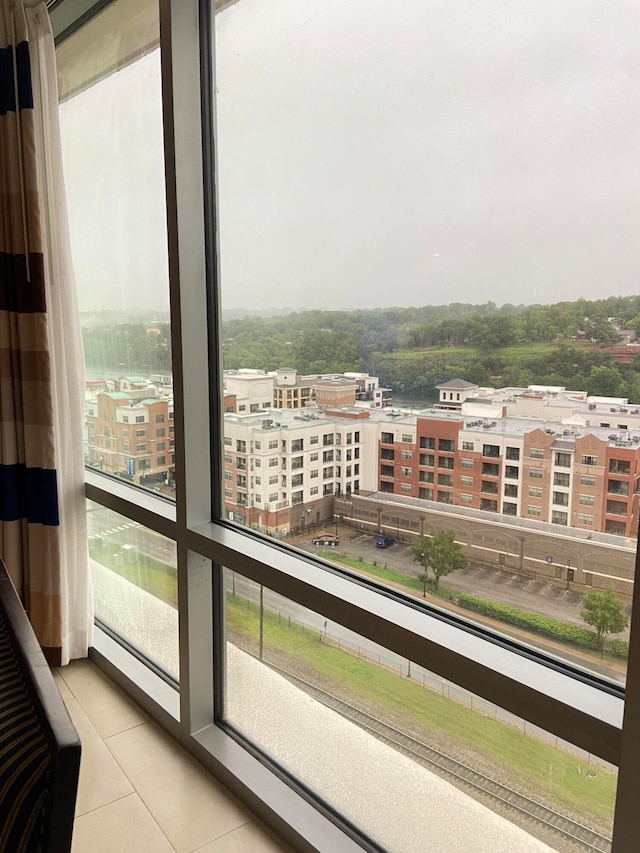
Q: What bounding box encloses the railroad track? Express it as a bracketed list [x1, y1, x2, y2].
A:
[267, 661, 611, 853]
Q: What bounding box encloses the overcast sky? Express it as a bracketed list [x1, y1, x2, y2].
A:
[60, 0, 640, 313]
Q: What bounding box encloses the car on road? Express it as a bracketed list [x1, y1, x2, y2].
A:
[376, 535, 394, 548]
[312, 535, 340, 546]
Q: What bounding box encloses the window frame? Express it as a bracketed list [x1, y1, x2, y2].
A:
[53, 0, 640, 849]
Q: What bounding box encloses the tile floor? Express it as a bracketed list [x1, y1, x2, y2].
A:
[54, 659, 295, 853]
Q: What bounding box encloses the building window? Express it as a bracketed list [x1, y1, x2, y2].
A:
[553, 491, 569, 506]
[462, 441, 474, 451]
[610, 459, 631, 475]
[577, 514, 593, 526]
[310, 486, 318, 496]
[529, 468, 543, 479]
[157, 442, 166, 451]
[155, 414, 165, 423]
[530, 448, 544, 459]
[136, 444, 146, 451]
[420, 437, 435, 449]
[460, 476, 473, 486]
[401, 467, 412, 477]
[553, 472, 570, 487]
[439, 439, 455, 452]
[504, 484, 518, 498]
[460, 493, 473, 503]
[136, 429, 145, 437]
[528, 487, 542, 498]
[580, 474, 596, 487]
[555, 452, 572, 468]
[157, 456, 166, 465]
[461, 458, 474, 469]
[401, 450, 412, 459]
[157, 428, 165, 437]
[402, 434, 412, 443]
[505, 447, 520, 461]
[552, 510, 569, 526]
[528, 506, 542, 517]
[581, 455, 598, 466]
[135, 415, 145, 423]
[400, 484, 412, 493]
[224, 436, 232, 446]
[579, 494, 595, 506]
[225, 471, 232, 481]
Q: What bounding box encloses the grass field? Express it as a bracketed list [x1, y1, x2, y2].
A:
[89, 538, 178, 607]
[228, 595, 616, 828]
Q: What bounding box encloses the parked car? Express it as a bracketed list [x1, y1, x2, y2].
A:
[376, 535, 394, 548]
[312, 535, 340, 546]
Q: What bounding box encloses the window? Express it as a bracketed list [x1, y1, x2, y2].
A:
[579, 494, 595, 506]
[236, 440, 246, 453]
[420, 437, 435, 449]
[254, 440, 261, 450]
[310, 452, 318, 461]
[553, 472, 570, 487]
[580, 474, 596, 487]
[136, 429, 145, 437]
[224, 436, 232, 446]
[578, 514, 594, 526]
[400, 467, 412, 477]
[528, 487, 542, 498]
[136, 444, 146, 451]
[437, 474, 453, 487]
[439, 439, 455, 452]
[381, 432, 394, 445]
[528, 506, 542, 517]
[610, 459, 631, 475]
[400, 484, 412, 493]
[462, 441, 474, 451]
[269, 475, 278, 485]
[157, 456, 166, 465]
[402, 434, 412, 443]
[460, 476, 473, 486]
[581, 455, 598, 466]
[504, 484, 518, 498]
[401, 450, 412, 460]
[555, 452, 572, 468]
[157, 428, 165, 437]
[58, 4, 634, 850]
[530, 449, 544, 459]
[461, 458, 474, 469]
[225, 471, 232, 481]
[157, 442, 166, 451]
[310, 486, 318, 496]
[419, 454, 434, 467]
[505, 447, 520, 461]
[552, 511, 569, 526]
[482, 444, 500, 458]
[504, 465, 519, 480]
[553, 492, 569, 506]
[135, 415, 145, 424]
[310, 470, 318, 478]
[529, 468, 543, 479]
[310, 435, 318, 445]
[268, 458, 278, 467]
[460, 493, 473, 504]
[155, 414, 165, 423]
[268, 439, 278, 449]
[502, 502, 517, 515]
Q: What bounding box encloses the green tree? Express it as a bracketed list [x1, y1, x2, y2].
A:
[581, 588, 628, 652]
[411, 530, 468, 592]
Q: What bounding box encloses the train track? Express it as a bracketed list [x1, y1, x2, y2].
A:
[267, 661, 612, 853]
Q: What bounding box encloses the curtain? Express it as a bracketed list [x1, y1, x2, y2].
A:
[0, 0, 91, 664]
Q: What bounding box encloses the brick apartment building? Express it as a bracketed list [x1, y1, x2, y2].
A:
[86, 383, 175, 485]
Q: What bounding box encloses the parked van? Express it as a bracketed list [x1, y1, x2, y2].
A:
[376, 535, 394, 548]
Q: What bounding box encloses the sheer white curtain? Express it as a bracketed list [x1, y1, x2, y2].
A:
[25, 1, 92, 663]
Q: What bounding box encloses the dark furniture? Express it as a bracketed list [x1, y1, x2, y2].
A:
[0, 558, 81, 853]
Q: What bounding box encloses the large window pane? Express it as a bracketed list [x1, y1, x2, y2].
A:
[213, 0, 635, 683]
[58, 1, 175, 499]
[223, 569, 616, 852]
[88, 501, 178, 678]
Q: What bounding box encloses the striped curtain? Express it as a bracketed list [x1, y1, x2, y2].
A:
[0, 0, 63, 664]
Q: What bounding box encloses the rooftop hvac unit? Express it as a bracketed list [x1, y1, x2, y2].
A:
[588, 403, 596, 410]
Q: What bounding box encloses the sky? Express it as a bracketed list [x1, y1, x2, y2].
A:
[60, 0, 640, 314]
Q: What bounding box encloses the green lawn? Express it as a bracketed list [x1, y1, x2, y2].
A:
[89, 538, 178, 607]
[317, 550, 430, 594]
[228, 596, 616, 827]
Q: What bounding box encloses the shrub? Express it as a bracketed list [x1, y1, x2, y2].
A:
[456, 593, 599, 651]
[610, 639, 629, 658]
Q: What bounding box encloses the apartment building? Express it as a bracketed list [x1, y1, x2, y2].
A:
[85, 389, 175, 485]
[222, 408, 370, 533]
[223, 367, 390, 412]
[379, 409, 640, 537]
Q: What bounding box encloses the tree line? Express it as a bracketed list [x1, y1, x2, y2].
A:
[82, 294, 640, 401]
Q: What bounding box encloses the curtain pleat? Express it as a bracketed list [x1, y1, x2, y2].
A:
[0, 0, 90, 664]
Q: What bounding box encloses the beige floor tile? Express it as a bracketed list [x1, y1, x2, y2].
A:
[58, 658, 148, 738]
[107, 722, 251, 853]
[193, 821, 296, 853]
[72, 793, 175, 853]
[63, 694, 134, 816]
[53, 668, 74, 703]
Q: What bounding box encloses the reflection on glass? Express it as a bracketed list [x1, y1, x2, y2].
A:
[88, 501, 178, 678]
[224, 569, 616, 853]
